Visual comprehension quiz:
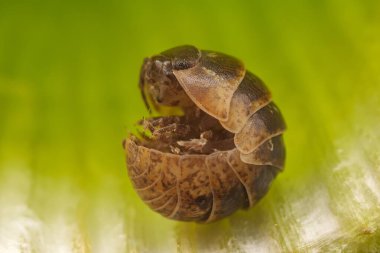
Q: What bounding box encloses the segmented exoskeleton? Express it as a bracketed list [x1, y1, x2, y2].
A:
[124, 45, 286, 223]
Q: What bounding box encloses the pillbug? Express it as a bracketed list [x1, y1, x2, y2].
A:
[124, 45, 286, 223]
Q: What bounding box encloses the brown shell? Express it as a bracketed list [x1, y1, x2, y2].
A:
[172, 49, 245, 121]
[124, 45, 286, 223]
[125, 138, 279, 222]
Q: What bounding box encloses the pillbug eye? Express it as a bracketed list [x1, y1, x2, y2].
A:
[126, 45, 286, 223]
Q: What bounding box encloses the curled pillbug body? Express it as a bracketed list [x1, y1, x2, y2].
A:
[124, 45, 286, 223]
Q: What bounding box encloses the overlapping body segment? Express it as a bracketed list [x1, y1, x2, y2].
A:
[125, 45, 286, 223]
[125, 139, 280, 222]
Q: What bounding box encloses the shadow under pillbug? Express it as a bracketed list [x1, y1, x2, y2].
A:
[124, 45, 286, 223]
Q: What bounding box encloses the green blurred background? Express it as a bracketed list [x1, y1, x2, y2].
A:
[1, 0, 380, 252]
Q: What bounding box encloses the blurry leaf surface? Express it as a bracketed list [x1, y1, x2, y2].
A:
[0, 0, 380, 252]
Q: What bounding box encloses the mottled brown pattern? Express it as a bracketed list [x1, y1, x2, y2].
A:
[125, 45, 286, 223]
[128, 145, 150, 178]
[171, 155, 213, 221]
[234, 102, 286, 154]
[131, 149, 175, 190]
[159, 152, 180, 190]
[158, 195, 178, 217]
[145, 186, 177, 211]
[125, 138, 138, 166]
[135, 176, 164, 200]
[205, 152, 248, 222]
[132, 147, 181, 201]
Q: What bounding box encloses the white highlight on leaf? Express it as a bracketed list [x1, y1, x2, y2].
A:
[297, 188, 340, 246]
[0, 162, 40, 253]
[240, 236, 281, 253]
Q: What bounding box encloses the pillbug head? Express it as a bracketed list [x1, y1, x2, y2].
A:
[139, 45, 201, 111]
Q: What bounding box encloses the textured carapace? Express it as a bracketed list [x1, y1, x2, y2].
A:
[124, 45, 286, 223]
